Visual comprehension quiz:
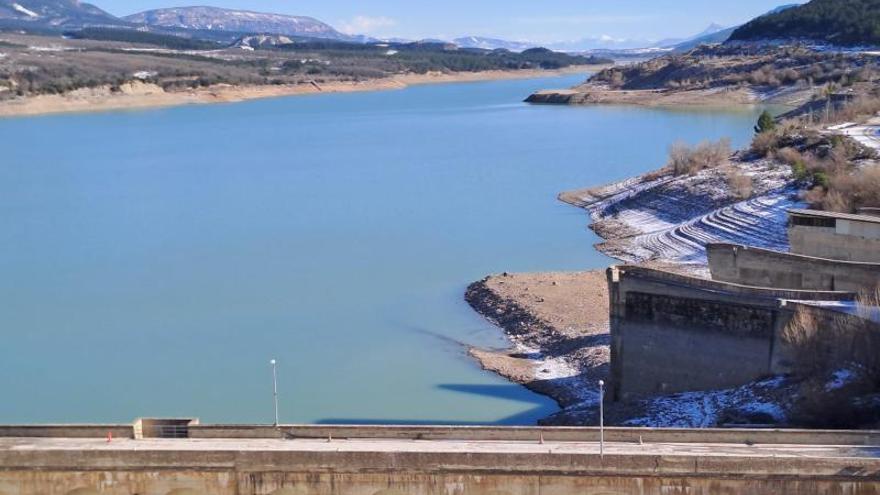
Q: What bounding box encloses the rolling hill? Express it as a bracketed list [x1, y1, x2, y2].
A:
[0, 0, 123, 28]
[124, 6, 346, 40]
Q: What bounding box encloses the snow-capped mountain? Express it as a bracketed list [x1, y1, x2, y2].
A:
[453, 36, 535, 52]
[124, 6, 346, 40]
[0, 0, 123, 27]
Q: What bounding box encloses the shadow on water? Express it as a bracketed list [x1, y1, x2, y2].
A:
[316, 383, 558, 426]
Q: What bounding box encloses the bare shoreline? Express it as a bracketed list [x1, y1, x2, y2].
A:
[0, 65, 606, 118]
[465, 271, 610, 425]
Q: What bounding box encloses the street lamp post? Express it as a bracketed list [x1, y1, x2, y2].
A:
[598, 379, 605, 458]
[270, 359, 279, 427]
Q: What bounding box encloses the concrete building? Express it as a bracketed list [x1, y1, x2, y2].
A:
[788, 208, 880, 262]
[607, 208, 880, 406]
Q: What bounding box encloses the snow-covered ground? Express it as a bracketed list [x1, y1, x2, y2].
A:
[617, 190, 798, 266]
[625, 376, 789, 428]
[525, 343, 600, 408]
[571, 160, 801, 269]
[832, 118, 880, 152]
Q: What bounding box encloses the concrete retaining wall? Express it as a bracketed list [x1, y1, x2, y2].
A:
[773, 302, 880, 375]
[708, 243, 880, 291]
[607, 266, 863, 400]
[790, 225, 880, 262]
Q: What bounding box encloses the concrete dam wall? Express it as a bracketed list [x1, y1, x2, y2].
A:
[2, 425, 880, 495]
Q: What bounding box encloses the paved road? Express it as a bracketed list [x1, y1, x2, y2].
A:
[2, 437, 879, 460]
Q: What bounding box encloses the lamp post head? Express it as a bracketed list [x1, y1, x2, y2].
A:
[598, 380, 604, 387]
[270, 359, 276, 365]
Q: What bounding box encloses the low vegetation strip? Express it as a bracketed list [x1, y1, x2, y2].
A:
[0, 32, 607, 102]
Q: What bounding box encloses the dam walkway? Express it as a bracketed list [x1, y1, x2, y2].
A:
[1, 425, 879, 494]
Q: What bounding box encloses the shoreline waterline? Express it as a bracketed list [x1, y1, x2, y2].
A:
[0, 65, 606, 119]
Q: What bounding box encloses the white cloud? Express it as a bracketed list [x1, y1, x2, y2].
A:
[338, 15, 397, 35]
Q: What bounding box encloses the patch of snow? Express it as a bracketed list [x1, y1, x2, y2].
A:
[515, 343, 598, 406]
[827, 122, 856, 131]
[12, 3, 39, 17]
[625, 376, 787, 428]
[838, 123, 880, 152]
[826, 367, 858, 392]
[28, 45, 69, 52]
[132, 70, 157, 80]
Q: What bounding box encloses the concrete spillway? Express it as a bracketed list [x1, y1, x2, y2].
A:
[1, 425, 879, 494]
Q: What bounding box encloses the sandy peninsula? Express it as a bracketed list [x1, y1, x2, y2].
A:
[0, 66, 606, 118]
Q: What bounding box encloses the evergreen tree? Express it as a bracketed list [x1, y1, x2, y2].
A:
[755, 110, 776, 134]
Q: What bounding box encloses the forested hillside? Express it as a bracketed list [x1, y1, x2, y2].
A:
[730, 0, 880, 46]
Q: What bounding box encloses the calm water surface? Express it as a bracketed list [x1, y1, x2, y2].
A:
[0, 74, 764, 424]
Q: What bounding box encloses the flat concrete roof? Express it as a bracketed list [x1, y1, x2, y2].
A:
[789, 208, 880, 225]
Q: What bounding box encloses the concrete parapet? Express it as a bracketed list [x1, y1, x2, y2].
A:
[0, 425, 133, 438]
[190, 424, 880, 445]
[615, 264, 856, 301]
[6, 423, 880, 446]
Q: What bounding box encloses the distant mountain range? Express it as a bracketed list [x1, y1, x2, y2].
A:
[3, 0, 860, 56]
[446, 24, 733, 54]
[452, 36, 535, 52]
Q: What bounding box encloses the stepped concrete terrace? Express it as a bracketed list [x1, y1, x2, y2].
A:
[1, 424, 880, 494]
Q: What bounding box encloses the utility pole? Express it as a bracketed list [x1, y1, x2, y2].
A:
[598, 380, 605, 458]
[270, 359, 279, 427]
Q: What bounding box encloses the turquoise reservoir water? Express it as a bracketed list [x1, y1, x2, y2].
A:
[0, 74, 764, 424]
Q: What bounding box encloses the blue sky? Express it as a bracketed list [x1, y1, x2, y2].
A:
[98, 0, 804, 42]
